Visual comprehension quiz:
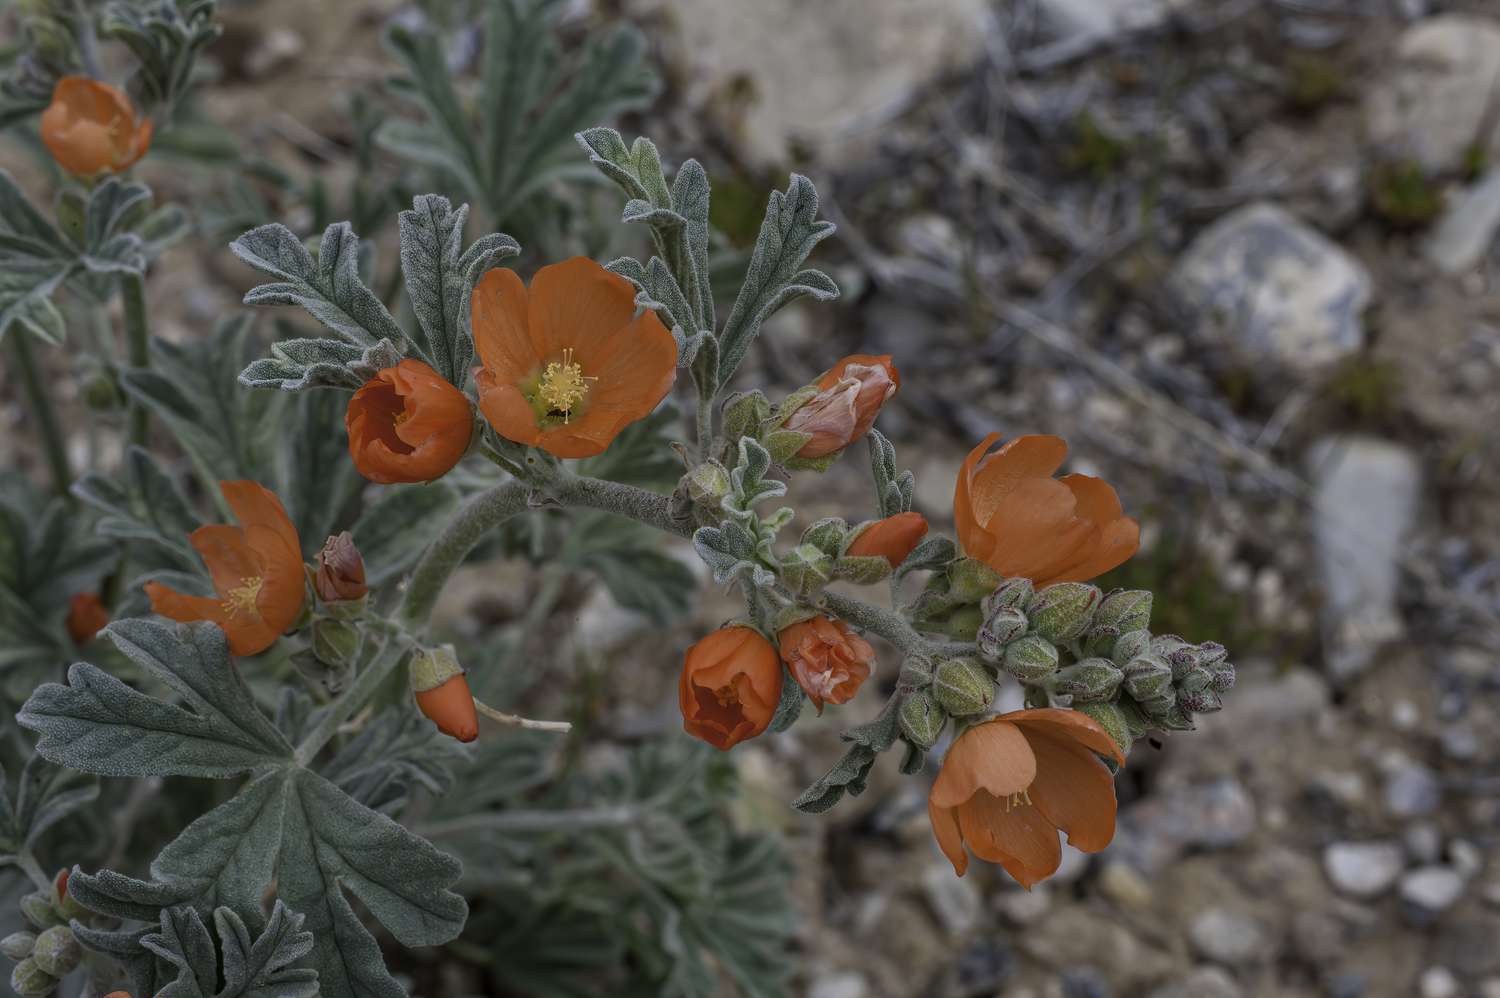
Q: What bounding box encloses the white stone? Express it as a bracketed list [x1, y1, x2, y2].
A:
[635, 0, 992, 165]
[1308, 436, 1421, 678]
[1324, 841, 1405, 899]
[1147, 966, 1243, 998]
[1400, 866, 1466, 914]
[1189, 907, 1270, 965]
[1424, 168, 1500, 274]
[1364, 16, 1500, 174]
[1034, 0, 1186, 38]
[810, 972, 870, 998]
[920, 862, 984, 936]
[1171, 203, 1371, 373]
[1420, 965, 1460, 998]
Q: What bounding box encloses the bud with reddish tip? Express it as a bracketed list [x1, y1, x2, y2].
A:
[410, 645, 478, 743]
[315, 532, 368, 604]
[782, 354, 899, 462]
[65, 593, 108, 645]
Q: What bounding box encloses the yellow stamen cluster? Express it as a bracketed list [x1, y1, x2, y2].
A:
[1003, 788, 1033, 812]
[536, 348, 596, 423]
[224, 576, 264, 618]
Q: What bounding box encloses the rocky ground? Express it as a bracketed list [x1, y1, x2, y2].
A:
[7, 0, 1500, 996]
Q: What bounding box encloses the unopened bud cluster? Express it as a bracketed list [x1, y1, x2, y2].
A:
[4, 872, 86, 997]
[972, 578, 1236, 753]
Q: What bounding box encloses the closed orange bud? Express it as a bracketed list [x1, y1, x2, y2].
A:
[778, 616, 875, 714]
[846, 511, 929, 568]
[40, 76, 153, 176]
[315, 532, 367, 603]
[414, 674, 479, 743]
[678, 626, 782, 750]
[784, 354, 899, 459]
[954, 434, 1140, 587]
[346, 359, 473, 484]
[102, 992, 133, 998]
[65, 592, 109, 644]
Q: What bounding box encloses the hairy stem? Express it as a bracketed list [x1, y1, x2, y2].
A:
[13, 848, 53, 893]
[121, 271, 151, 449]
[552, 473, 692, 538]
[396, 479, 532, 629]
[294, 635, 411, 766]
[473, 699, 572, 733]
[819, 589, 931, 655]
[695, 393, 714, 462]
[10, 332, 72, 500]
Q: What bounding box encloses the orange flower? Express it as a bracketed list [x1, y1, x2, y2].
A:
[784, 354, 899, 459]
[778, 616, 875, 714]
[929, 708, 1124, 886]
[954, 434, 1139, 587]
[415, 673, 479, 743]
[314, 531, 368, 603]
[346, 359, 473, 484]
[471, 258, 677, 459]
[144, 481, 305, 657]
[39, 76, 153, 176]
[65, 592, 109, 644]
[846, 511, 929, 568]
[678, 626, 783, 750]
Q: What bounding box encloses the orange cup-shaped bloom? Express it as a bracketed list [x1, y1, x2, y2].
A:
[679, 626, 783, 750]
[415, 673, 479, 743]
[472, 257, 677, 459]
[954, 433, 1139, 587]
[784, 354, 899, 459]
[40, 76, 153, 176]
[929, 708, 1125, 886]
[144, 481, 305, 657]
[347, 359, 473, 484]
[846, 511, 929, 568]
[66, 592, 110, 644]
[778, 616, 875, 714]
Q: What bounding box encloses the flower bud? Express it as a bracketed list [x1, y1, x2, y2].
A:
[312, 619, 361, 668]
[1178, 687, 1224, 714]
[18, 893, 60, 931]
[721, 390, 773, 442]
[1050, 659, 1123, 704]
[932, 657, 995, 716]
[315, 532, 368, 604]
[947, 558, 1003, 603]
[1150, 635, 1197, 680]
[1122, 655, 1173, 702]
[1, 932, 36, 961]
[899, 653, 936, 688]
[1026, 582, 1102, 644]
[800, 517, 849, 556]
[682, 460, 732, 508]
[82, 372, 123, 411]
[9, 958, 58, 997]
[981, 576, 1035, 615]
[940, 604, 985, 641]
[1110, 629, 1152, 667]
[1137, 691, 1179, 721]
[29, 928, 79, 978]
[976, 607, 1028, 661]
[1075, 702, 1132, 759]
[844, 512, 928, 568]
[782, 354, 898, 459]
[1001, 634, 1060, 683]
[410, 645, 477, 743]
[50, 870, 85, 922]
[898, 690, 948, 749]
[1093, 589, 1152, 634]
[1205, 658, 1236, 693]
[65, 592, 108, 645]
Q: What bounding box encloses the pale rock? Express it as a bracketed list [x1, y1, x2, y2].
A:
[1364, 16, 1500, 174]
[1424, 168, 1500, 274]
[637, 0, 992, 165]
[1146, 965, 1242, 998]
[1171, 203, 1371, 373]
[1188, 907, 1271, 966]
[1400, 866, 1466, 918]
[1385, 762, 1442, 818]
[920, 862, 983, 936]
[1324, 841, 1405, 899]
[1419, 965, 1460, 998]
[1308, 436, 1421, 679]
[810, 972, 870, 998]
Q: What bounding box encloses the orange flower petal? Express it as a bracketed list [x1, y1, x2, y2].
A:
[930, 720, 1036, 808]
[1007, 707, 1127, 766]
[1021, 727, 1118, 852]
[527, 257, 640, 363]
[956, 792, 1062, 889]
[471, 268, 536, 379]
[929, 798, 970, 877]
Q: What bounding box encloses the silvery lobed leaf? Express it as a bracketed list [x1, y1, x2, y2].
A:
[142, 902, 317, 998]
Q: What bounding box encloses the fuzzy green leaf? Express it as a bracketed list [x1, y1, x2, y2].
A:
[142, 902, 317, 998]
[717, 176, 838, 385]
[232, 222, 404, 348]
[0, 754, 99, 857]
[16, 620, 294, 779]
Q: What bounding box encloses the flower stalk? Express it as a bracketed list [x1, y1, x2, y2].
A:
[9, 333, 72, 501]
[120, 271, 151, 449]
